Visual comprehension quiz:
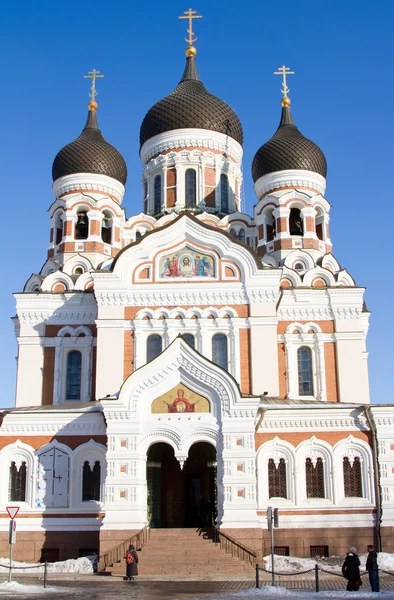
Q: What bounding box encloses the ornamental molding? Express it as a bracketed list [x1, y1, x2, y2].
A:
[18, 309, 97, 326]
[140, 129, 244, 166]
[52, 173, 125, 204]
[332, 307, 362, 320]
[254, 169, 327, 198]
[0, 418, 105, 435]
[277, 307, 333, 321]
[260, 417, 368, 430]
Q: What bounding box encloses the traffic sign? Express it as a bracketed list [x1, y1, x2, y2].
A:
[6, 507, 19, 520]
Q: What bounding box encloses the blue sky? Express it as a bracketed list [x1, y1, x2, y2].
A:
[1, 0, 393, 408]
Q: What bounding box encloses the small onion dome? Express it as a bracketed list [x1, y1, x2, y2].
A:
[52, 107, 127, 185]
[140, 55, 243, 148]
[252, 102, 327, 182]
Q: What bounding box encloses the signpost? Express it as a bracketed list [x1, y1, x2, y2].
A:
[267, 506, 279, 586]
[6, 506, 19, 583]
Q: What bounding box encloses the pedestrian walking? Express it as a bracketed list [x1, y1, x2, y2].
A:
[342, 546, 362, 591]
[124, 544, 139, 581]
[366, 544, 380, 592]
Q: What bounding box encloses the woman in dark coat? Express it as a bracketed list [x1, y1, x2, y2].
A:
[342, 547, 361, 591]
[125, 544, 139, 580]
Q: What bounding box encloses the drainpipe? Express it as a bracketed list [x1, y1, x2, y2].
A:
[255, 406, 267, 433]
[364, 405, 382, 552]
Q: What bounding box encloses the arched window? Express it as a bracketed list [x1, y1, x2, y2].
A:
[230, 228, 236, 237]
[343, 456, 363, 497]
[185, 169, 196, 208]
[66, 350, 82, 400]
[306, 457, 325, 498]
[182, 333, 195, 348]
[315, 207, 325, 241]
[212, 334, 228, 370]
[75, 211, 89, 240]
[9, 461, 27, 502]
[54, 212, 63, 246]
[154, 175, 162, 214]
[268, 458, 287, 498]
[82, 461, 101, 501]
[289, 208, 303, 236]
[220, 174, 229, 213]
[238, 229, 246, 243]
[135, 231, 142, 241]
[147, 334, 162, 362]
[298, 347, 314, 396]
[101, 211, 113, 245]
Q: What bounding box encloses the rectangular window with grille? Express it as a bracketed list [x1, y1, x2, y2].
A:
[268, 458, 287, 498]
[274, 546, 290, 556]
[40, 548, 60, 563]
[306, 457, 325, 498]
[9, 461, 27, 502]
[343, 456, 363, 497]
[310, 545, 329, 558]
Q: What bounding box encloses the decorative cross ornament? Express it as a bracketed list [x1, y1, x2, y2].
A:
[178, 8, 202, 46]
[274, 65, 295, 99]
[84, 69, 104, 102]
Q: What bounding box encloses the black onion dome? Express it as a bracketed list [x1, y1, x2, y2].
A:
[52, 109, 127, 185]
[140, 55, 243, 147]
[252, 106, 327, 182]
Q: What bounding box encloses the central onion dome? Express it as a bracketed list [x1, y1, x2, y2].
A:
[52, 104, 127, 185]
[140, 54, 243, 148]
[252, 99, 327, 182]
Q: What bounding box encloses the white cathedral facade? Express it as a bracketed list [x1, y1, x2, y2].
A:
[1, 33, 394, 565]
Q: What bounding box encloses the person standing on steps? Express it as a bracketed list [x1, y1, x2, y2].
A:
[342, 546, 361, 591]
[125, 544, 139, 581]
[366, 544, 380, 592]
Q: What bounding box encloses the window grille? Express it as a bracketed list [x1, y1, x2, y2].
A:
[306, 457, 325, 498]
[9, 461, 27, 502]
[298, 346, 314, 396]
[185, 169, 196, 207]
[343, 456, 363, 497]
[310, 545, 329, 558]
[82, 461, 101, 501]
[147, 334, 162, 362]
[268, 458, 287, 498]
[66, 350, 82, 400]
[212, 334, 228, 370]
[220, 174, 229, 213]
[274, 546, 290, 556]
[154, 175, 162, 214]
[40, 548, 59, 563]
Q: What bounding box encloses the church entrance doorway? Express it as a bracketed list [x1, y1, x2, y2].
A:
[147, 441, 216, 528]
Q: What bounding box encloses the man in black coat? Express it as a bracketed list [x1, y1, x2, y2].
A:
[366, 544, 380, 592]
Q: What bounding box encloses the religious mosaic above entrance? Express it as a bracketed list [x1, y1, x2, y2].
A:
[151, 384, 210, 413]
[159, 246, 215, 278]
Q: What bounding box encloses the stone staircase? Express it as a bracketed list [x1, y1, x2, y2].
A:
[103, 528, 255, 576]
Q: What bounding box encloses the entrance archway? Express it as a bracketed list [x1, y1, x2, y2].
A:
[147, 441, 216, 528]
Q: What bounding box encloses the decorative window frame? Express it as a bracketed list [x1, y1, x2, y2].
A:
[71, 440, 106, 509]
[256, 437, 295, 507]
[295, 437, 333, 505]
[333, 436, 375, 506]
[283, 323, 327, 401]
[53, 326, 95, 404]
[0, 441, 35, 507]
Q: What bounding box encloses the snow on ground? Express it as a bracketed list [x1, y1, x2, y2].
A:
[0, 581, 68, 595]
[263, 552, 394, 574]
[0, 556, 95, 574]
[206, 587, 394, 600]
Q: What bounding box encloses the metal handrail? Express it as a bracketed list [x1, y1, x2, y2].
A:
[212, 525, 257, 567]
[98, 522, 150, 571]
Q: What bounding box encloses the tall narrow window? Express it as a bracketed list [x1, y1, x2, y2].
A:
[212, 334, 228, 370]
[238, 229, 246, 243]
[182, 333, 195, 348]
[9, 461, 27, 502]
[101, 211, 113, 244]
[82, 461, 101, 501]
[185, 169, 196, 208]
[289, 208, 303, 236]
[220, 174, 229, 213]
[54, 212, 63, 246]
[343, 456, 363, 497]
[66, 350, 82, 400]
[268, 458, 287, 498]
[298, 347, 314, 396]
[75, 211, 89, 240]
[154, 175, 162, 214]
[147, 334, 162, 362]
[306, 457, 325, 498]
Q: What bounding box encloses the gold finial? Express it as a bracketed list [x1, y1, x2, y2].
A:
[178, 8, 202, 56]
[84, 69, 104, 110]
[274, 65, 295, 107]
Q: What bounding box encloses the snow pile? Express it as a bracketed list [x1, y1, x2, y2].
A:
[0, 581, 63, 595]
[263, 552, 394, 574]
[0, 556, 95, 574]
[231, 587, 394, 599]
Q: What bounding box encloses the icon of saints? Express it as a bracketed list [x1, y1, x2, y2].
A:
[164, 389, 197, 413]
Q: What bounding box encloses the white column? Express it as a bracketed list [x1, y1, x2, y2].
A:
[284, 335, 295, 399]
[316, 337, 327, 401]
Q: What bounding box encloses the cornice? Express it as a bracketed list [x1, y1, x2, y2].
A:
[254, 169, 327, 198]
[52, 173, 125, 204]
[18, 309, 97, 326]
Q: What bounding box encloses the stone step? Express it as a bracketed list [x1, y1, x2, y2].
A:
[109, 564, 251, 575]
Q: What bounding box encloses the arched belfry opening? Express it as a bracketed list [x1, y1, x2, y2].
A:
[147, 441, 217, 529]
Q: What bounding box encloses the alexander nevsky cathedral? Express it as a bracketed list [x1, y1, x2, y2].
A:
[1, 9, 394, 567]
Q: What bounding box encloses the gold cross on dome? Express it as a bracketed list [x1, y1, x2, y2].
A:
[274, 65, 295, 98]
[84, 69, 104, 102]
[178, 8, 202, 46]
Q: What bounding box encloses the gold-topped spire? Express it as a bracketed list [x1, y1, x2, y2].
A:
[178, 8, 202, 56]
[84, 69, 104, 110]
[274, 65, 294, 107]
